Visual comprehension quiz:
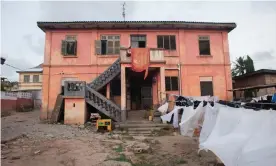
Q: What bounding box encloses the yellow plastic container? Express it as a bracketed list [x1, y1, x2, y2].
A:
[96, 119, 112, 132]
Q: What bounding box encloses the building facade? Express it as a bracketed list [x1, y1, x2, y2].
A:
[38, 21, 236, 121]
[16, 64, 43, 91]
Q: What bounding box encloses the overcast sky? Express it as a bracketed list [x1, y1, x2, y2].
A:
[1, 1, 276, 81]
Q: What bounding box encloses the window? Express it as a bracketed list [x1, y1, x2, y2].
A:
[157, 35, 176, 50]
[23, 75, 30, 83]
[200, 77, 213, 96]
[198, 36, 210, 55]
[33, 75, 39, 83]
[95, 35, 120, 55]
[165, 77, 179, 91]
[61, 36, 77, 56]
[131, 35, 146, 48]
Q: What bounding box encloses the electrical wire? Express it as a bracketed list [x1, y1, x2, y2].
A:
[4, 63, 22, 71]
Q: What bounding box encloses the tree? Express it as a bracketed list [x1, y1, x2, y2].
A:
[232, 55, 255, 77]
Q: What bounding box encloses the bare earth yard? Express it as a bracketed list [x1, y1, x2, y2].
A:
[1, 110, 217, 166]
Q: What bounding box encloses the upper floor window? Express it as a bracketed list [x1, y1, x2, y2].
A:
[61, 35, 77, 56]
[23, 75, 30, 83]
[198, 36, 210, 55]
[131, 35, 146, 48]
[157, 35, 176, 50]
[33, 75, 39, 83]
[165, 76, 179, 91]
[95, 35, 120, 55]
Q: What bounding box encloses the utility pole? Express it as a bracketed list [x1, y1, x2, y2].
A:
[122, 2, 126, 22]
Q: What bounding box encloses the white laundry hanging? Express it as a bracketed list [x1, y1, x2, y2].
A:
[161, 105, 183, 128]
[199, 103, 221, 149]
[179, 102, 205, 137]
[200, 106, 275, 166]
[157, 102, 169, 114]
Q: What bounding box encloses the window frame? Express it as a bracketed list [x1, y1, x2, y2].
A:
[157, 35, 176, 50]
[130, 35, 147, 48]
[165, 76, 179, 91]
[61, 35, 77, 56]
[198, 36, 211, 56]
[200, 79, 214, 96]
[100, 35, 121, 55]
[23, 75, 30, 83]
[33, 75, 40, 83]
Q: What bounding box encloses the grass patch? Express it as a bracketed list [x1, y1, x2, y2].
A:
[175, 158, 187, 165]
[111, 154, 131, 163]
[113, 144, 123, 152]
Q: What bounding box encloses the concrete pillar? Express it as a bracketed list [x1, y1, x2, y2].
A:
[120, 66, 126, 122]
[106, 83, 110, 99]
[160, 67, 166, 101]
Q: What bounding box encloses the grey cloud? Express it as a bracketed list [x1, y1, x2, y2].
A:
[23, 34, 44, 56]
[252, 50, 275, 61]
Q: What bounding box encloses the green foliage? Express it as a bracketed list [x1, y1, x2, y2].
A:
[232, 55, 255, 77]
[113, 144, 123, 152]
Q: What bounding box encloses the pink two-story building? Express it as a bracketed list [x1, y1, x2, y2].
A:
[38, 21, 236, 122]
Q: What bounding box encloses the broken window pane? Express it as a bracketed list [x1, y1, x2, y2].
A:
[171, 77, 178, 91]
[99, 35, 120, 55]
[165, 77, 171, 91]
[170, 36, 176, 50]
[164, 36, 170, 50]
[157, 36, 163, 48]
[157, 35, 176, 50]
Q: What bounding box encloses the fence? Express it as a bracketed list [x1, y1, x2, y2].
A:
[1, 91, 34, 116]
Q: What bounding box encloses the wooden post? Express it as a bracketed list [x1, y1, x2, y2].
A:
[121, 66, 126, 122]
[106, 83, 110, 99]
[160, 67, 166, 101]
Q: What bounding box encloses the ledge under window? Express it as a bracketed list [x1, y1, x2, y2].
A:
[63, 55, 78, 58]
[197, 55, 213, 58]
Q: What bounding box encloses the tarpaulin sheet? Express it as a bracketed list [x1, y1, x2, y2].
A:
[200, 107, 276, 166]
[131, 48, 150, 79]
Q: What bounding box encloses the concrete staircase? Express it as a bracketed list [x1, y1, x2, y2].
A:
[114, 120, 173, 136]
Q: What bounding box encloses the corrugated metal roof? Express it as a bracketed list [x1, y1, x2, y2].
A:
[37, 21, 236, 32]
[16, 64, 43, 73]
[233, 69, 276, 80]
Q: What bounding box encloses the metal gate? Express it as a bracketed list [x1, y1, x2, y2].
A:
[141, 87, 152, 109]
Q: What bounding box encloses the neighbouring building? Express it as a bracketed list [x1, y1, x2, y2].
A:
[37, 21, 236, 122]
[16, 64, 43, 108]
[16, 64, 43, 91]
[232, 69, 276, 100]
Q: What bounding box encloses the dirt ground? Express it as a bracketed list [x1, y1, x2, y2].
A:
[1, 110, 217, 166]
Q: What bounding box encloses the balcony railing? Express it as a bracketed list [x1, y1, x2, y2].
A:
[120, 48, 165, 63]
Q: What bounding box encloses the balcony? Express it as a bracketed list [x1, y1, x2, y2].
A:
[120, 48, 165, 63]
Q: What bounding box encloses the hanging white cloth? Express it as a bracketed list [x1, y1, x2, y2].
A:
[157, 102, 169, 114]
[179, 102, 205, 137]
[160, 105, 183, 128]
[200, 107, 275, 166]
[199, 103, 221, 150]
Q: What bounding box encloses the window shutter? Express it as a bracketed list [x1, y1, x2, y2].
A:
[95, 40, 102, 55]
[61, 40, 67, 55]
[73, 40, 77, 55]
[107, 40, 114, 54]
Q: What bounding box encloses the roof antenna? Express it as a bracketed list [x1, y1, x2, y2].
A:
[122, 2, 126, 22]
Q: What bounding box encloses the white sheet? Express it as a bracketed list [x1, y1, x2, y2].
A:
[161, 105, 183, 128]
[179, 102, 205, 137]
[200, 107, 276, 166]
[157, 102, 168, 114]
[199, 103, 221, 149]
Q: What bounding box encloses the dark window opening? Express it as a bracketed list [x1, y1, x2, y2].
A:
[111, 79, 121, 96]
[33, 75, 39, 83]
[61, 36, 77, 56]
[165, 77, 179, 91]
[131, 35, 146, 48]
[157, 35, 176, 50]
[199, 36, 210, 55]
[200, 81, 213, 96]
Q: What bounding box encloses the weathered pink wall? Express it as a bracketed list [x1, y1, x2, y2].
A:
[41, 29, 232, 120]
[64, 98, 86, 124]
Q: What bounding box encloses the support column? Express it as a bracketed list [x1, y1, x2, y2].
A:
[106, 83, 110, 99]
[120, 66, 126, 122]
[160, 67, 166, 101]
